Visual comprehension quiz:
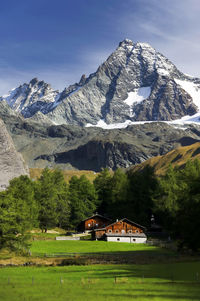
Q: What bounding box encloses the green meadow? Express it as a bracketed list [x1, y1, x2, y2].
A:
[30, 240, 159, 254]
[1, 263, 200, 301]
[1, 241, 199, 300]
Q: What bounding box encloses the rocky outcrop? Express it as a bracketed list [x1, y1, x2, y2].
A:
[0, 118, 29, 190]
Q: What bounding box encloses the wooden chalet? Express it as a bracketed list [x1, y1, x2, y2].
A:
[77, 214, 111, 232]
[93, 218, 147, 243]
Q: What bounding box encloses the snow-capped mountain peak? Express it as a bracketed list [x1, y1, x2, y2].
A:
[0, 78, 61, 117]
[119, 38, 134, 47]
[0, 39, 199, 126]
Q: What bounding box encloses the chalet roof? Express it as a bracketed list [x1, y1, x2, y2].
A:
[81, 214, 112, 223]
[94, 218, 146, 231]
[105, 232, 147, 238]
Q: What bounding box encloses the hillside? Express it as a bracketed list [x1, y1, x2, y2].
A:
[130, 142, 200, 175]
[30, 142, 200, 179]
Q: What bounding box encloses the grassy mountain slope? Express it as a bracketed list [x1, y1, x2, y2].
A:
[29, 168, 98, 183]
[130, 142, 200, 175]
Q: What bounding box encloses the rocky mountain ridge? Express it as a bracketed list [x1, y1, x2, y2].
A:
[0, 100, 200, 171]
[1, 39, 200, 127]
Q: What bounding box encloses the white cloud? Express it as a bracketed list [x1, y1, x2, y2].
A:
[116, 0, 200, 77]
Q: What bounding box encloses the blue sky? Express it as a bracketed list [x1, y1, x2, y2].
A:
[0, 0, 200, 94]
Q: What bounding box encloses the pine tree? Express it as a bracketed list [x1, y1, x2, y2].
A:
[126, 165, 158, 226]
[0, 176, 38, 251]
[69, 175, 98, 227]
[35, 168, 70, 231]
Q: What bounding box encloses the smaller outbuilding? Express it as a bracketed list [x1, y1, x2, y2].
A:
[93, 218, 147, 243]
[77, 213, 111, 232]
[105, 232, 147, 243]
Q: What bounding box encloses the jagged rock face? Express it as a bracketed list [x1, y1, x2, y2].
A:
[0, 78, 60, 118]
[133, 76, 197, 120]
[1, 39, 199, 125]
[0, 118, 29, 190]
[35, 140, 151, 171]
[32, 123, 200, 171]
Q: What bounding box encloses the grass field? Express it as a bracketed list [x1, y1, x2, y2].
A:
[29, 240, 179, 265]
[0, 263, 200, 300]
[30, 240, 159, 254]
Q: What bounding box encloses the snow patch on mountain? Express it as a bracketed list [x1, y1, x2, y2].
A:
[86, 119, 133, 129]
[86, 119, 156, 130]
[124, 87, 151, 116]
[157, 68, 169, 76]
[124, 87, 151, 106]
[174, 79, 200, 110]
[86, 113, 200, 131]
[168, 112, 200, 125]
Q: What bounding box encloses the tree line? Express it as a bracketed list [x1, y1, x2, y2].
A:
[1, 160, 200, 251]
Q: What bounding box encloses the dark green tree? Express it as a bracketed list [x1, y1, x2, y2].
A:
[93, 168, 113, 214]
[53, 169, 70, 229]
[104, 168, 129, 219]
[155, 159, 200, 251]
[153, 165, 181, 231]
[69, 175, 98, 227]
[126, 165, 158, 226]
[174, 160, 200, 250]
[0, 176, 38, 251]
[35, 168, 70, 231]
[7, 175, 38, 227]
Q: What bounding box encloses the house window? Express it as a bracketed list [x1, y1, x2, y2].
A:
[117, 238, 120, 241]
[88, 223, 91, 227]
[128, 230, 132, 234]
[135, 230, 139, 233]
[108, 229, 112, 233]
[96, 223, 98, 227]
[115, 230, 119, 233]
